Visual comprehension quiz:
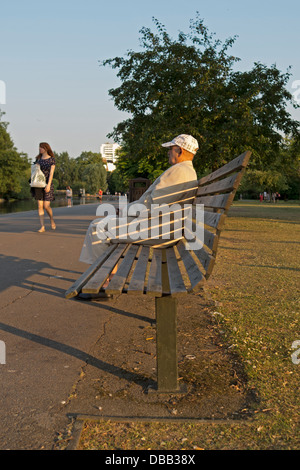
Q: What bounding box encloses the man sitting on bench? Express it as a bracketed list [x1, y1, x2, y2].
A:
[79, 134, 200, 267]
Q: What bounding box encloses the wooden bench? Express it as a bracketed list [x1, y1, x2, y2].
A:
[65, 151, 252, 393]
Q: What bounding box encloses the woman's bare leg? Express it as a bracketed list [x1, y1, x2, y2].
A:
[44, 201, 56, 229]
[37, 200, 45, 232]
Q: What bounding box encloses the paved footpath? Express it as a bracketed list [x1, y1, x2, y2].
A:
[0, 202, 111, 449]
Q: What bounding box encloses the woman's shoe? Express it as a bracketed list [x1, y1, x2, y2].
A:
[38, 226, 45, 233]
[51, 223, 56, 230]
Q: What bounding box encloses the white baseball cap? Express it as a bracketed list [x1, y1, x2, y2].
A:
[162, 134, 199, 155]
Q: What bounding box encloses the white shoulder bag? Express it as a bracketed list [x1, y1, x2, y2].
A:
[30, 163, 46, 188]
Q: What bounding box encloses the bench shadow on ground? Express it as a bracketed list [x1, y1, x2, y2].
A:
[0, 252, 156, 390]
[0, 321, 147, 388]
[0, 253, 80, 296]
[0, 254, 154, 325]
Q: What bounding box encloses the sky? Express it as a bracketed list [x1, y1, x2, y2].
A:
[0, 0, 300, 161]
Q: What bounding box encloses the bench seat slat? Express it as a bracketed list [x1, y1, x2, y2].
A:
[127, 245, 150, 294]
[146, 249, 163, 297]
[176, 241, 204, 291]
[82, 244, 127, 294]
[105, 244, 139, 295]
[166, 247, 187, 296]
[65, 244, 118, 298]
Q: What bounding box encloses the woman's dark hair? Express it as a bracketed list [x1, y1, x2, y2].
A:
[35, 142, 55, 161]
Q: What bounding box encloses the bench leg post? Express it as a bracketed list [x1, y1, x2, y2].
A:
[155, 295, 180, 392]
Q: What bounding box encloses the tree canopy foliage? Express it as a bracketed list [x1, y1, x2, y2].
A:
[0, 111, 30, 198]
[54, 150, 107, 194]
[238, 137, 300, 198]
[102, 15, 300, 182]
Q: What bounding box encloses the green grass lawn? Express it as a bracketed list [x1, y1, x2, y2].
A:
[76, 201, 300, 450]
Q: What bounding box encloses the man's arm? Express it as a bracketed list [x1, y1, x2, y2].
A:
[143, 165, 197, 208]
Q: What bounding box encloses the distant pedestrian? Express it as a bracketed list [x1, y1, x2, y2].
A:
[259, 193, 263, 202]
[32, 142, 56, 232]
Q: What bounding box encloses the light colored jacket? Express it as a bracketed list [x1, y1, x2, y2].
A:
[127, 160, 198, 212]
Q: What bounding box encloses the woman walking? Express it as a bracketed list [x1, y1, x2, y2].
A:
[33, 142, 56, 232]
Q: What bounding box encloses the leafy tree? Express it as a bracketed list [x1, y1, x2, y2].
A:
[75, 151, 107, 184]
[107, 169, 129, 194]
[53, 151, 76, 189]
[237, 137, 300, 199]
[82, 163, 107, 194]
[75, 151, 103, 172]
[0, 111, 30, 198]
[53, 150, 108, 192]
[279, 137, 300, 199]
[239, 168, 289, 197]
[9, 167, 32, 199]
[101, 15, 300, 180]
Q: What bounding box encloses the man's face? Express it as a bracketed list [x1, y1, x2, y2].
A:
[168, 145, 181, 165]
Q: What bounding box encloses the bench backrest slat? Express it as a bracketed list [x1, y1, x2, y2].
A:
[198, 151, 251, 186]
[192, 245, 215, 277]
[184, 224, 218, 253]
[203, 228, 218, 252]
[194, 192, 235, 211]
[193, 208, 226, 230]
[197, 172, 242, 197]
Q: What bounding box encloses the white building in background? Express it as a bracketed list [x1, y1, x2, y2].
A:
[100, 142, 120, 171]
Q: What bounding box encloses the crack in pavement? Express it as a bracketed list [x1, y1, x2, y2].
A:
[0, 286, 34, 311]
